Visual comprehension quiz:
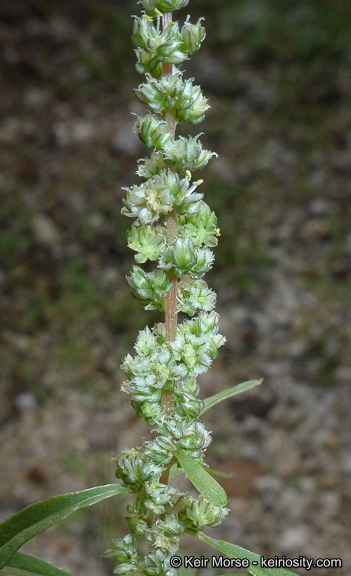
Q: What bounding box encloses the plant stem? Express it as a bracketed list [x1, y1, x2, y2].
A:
[162, 11, 179, 344]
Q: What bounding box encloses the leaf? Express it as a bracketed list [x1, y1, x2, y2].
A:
[196, 533, 299, 576]
[206, 467, 232, 479]
[0, 484, 131, 570]
[175, 450, 227, 506]
[169, 463, 182, 480]
[1, 553, 73, 576]
[177, 551, 198, 576]
[201, 380, 263, 415]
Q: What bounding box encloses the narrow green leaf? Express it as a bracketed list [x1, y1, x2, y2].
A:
[1, 553, 73, 576]
[0, 484, 131, 570]
[201, 380, 263, 415]
[175, 450, 227, 506]
[206, 467, 232, 479]
[196, 533, 299, 576]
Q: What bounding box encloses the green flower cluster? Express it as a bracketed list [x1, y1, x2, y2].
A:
[110, 2, 228, 575]
[132, 10, 205, 77]
[122, 312, 224, 426]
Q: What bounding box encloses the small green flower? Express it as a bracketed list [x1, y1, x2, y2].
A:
[159, 236, 197, 277]
[128, 224, 165, 263]
[122, 176, 173, 224]
[137, 151, 164, 178]
[145, 435, 178, 464]
[142, 482, 174, 514]
[175, 377, 199, 396]
[135, 48, 163, 78]
[175, 81, 209, 124]
[177, 276, 216, 315]
[136, 73, 209, 124]
[184, 495, 229, 529]
[181, 17, 206, 54]
[127, 514, 149, 536]
[174, 391, 203, 421]
[133, 16, 189, 76]
[135, 114, 172, 150]
[178, 421, 211, 456]
[138, 400, 165, 426]
[115, 449, 161, 488]
[163, 135, 217, 177]
[126, 266, 172, 309]
[189, 247, 214, 277]
[162, 514, 186, 536]
[132, 17, 181, 54]
[134, 326, 157, 356]
[180, 201, 220, 248]
[103, 534, 141, 562]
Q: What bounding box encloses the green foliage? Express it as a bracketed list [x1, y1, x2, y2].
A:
[201, 379, 263, 414]
[0, 485, 131, 571]
[1, 553, 73, 576]
[175, 450, 227, 507]
[196, 533, 299, 576]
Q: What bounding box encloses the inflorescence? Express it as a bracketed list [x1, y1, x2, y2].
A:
[107, 2, 228, 574]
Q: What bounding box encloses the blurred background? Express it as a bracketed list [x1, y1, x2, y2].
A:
[0, 0, 350, 574]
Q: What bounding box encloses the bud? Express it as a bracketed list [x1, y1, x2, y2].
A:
[159, 236, 197, 277]
[141, 0, 189, 17]
[198, 310, 220, 333]
[157, 418, 183, 440]
[162, 514, 186, 536]
[139, 400, 164, 426]
[126, 266, 172, 310]
[127, 382, 162, 404]
[115, 449, 161, 488]
[135, 48, 163, 78]
[143, 481, 173, 514]
[135, 114, 171, 149]
[137, 151, 164, 178]
[184, 496, 228, 530]
[145, 435, 177, 464]
[177, 276, 216, 316]
[175, 377, 199, 396]
[127, 224, 165, 263]
[190, 247, 214, 277]
[126, 514, 148, 536]
[145, 551, 178, 576]
[181, 201, 219, 248]
[181, 18, 206, 54]
[103, 534, 140, 563]
[178, 421, 211, 456]
[132, 17, 157, 50]
[156, 41, 186, 65]
[135, 79, 164, 112]
[163, 135, 217, 177]
[175, 391, 203, 420]
[176, 82, 209, 124]
[134, 326, 157, 356]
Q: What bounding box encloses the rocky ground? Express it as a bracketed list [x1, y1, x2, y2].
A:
[0, 1, 350, 575]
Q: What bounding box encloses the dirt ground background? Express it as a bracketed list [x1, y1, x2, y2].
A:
[0, 1, 351, 575]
